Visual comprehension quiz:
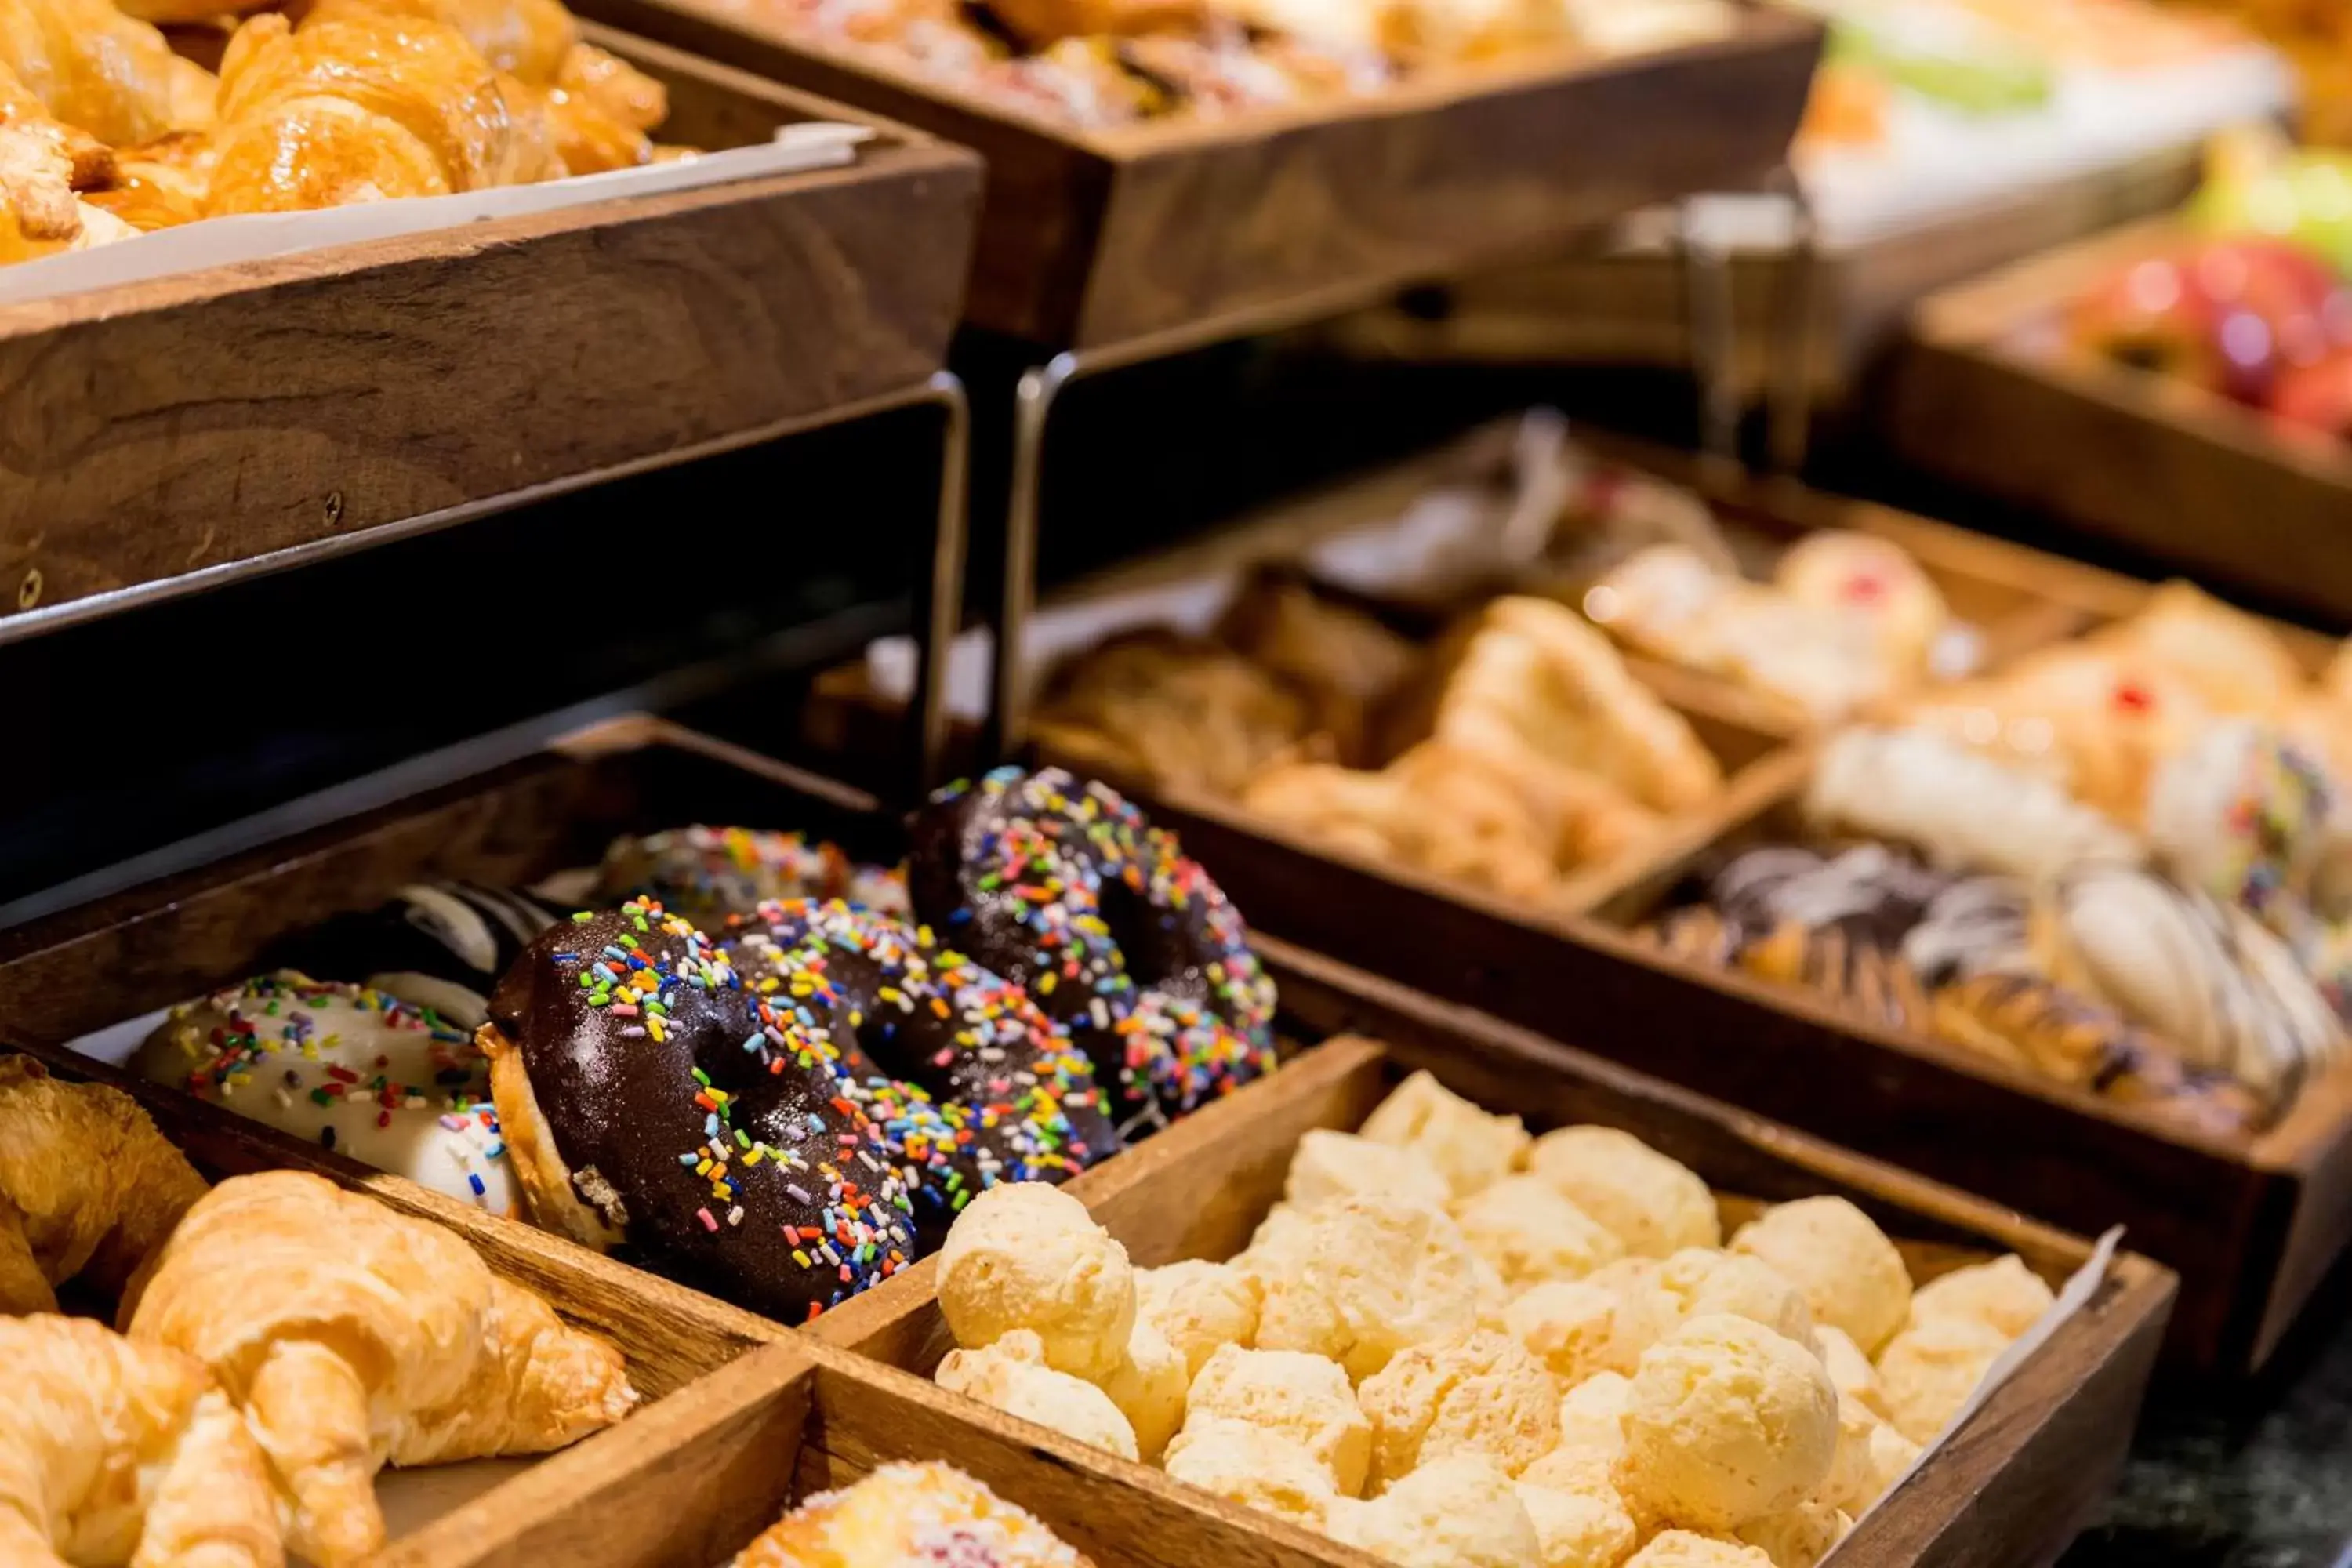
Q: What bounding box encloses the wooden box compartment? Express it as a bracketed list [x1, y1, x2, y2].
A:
[567, 0, 1824, 347]
[808, 962, 2175, 1568]
[1886, 217, 2352, 626]
[376, 1333, 1343, 1568]
[1122, 552, 2352, 1377]
[5, 1040, 789, 1556]
[2, 31, 982, 633]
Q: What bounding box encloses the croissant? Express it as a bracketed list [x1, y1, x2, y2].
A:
[0, 1055, 208, 1317]
[539, 41, 662, 172]
[125, 1171, 637, 1567]
[205, 7, 514, 215]
[0, 1314, 282, 1568]
[85, 131, 214, 230]
[0, 0, 214, 146]
[306, 0, 580, 81]
[1417, 595, 1724, 815]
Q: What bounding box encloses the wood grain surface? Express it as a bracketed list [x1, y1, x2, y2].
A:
[0, 31, 981, 627]
[571, 0, 1822, 345]
[1888, 218, 2352, 625]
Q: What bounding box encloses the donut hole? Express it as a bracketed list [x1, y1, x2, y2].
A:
[1093, 863, 1196, 998]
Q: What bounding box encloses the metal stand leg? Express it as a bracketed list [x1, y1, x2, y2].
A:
[1765, 162, 1819, 477]
[908, 368, 971, 802]
[1678, 196, 1740, 477]
[988, 350, 1082, 762]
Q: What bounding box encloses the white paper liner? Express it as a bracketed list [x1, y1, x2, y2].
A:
[0, 121, 873, 308]
[1855, 1225, 2125, 1525]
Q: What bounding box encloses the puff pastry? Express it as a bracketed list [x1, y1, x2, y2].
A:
[0, 1055, 208, 1316]
[205, 6, 514, 215]
[0, 1314, 282, 1568]
[84, 132, 213, 230]
[1417, 594, 1723, 815]
[125, 1170, 636, 1567]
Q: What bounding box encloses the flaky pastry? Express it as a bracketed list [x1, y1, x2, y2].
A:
[125, 1171, 635, 1566]
[0, 1313, 281, 1568]
[0, 1054, 207, 1316]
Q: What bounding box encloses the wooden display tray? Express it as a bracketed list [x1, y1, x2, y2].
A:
[0, 711, 2168, 1566]
[1886, 217, 2352, 625]
[805, 994, 2172, 1568]
[801, 431, 2340, 1374]
[1125, 541, 2350, 1377]
[1327, 141, 2205, 408]
[807, 423, 2100, 915]
[0, 31, 980, 635]
[568, 0, 1823, 347]
[4, 1033, 790, 1558]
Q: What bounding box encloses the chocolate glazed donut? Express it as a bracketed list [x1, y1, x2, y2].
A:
[908, 766, 1277, 1132]
[481, 899, 922, 1323]
[729, 898, 1121, 1247]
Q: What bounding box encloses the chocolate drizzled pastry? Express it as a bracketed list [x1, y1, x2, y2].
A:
[1642, 844, 2260, 1135]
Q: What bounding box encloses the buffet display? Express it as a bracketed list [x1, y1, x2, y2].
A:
[800, 422, 2349, 1376]
[0, 721, 2176, 1568]
[12, 0, 2352, 1541]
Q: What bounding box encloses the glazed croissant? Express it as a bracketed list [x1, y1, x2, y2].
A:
[205, 6, 515, 214]
[305, 0, 580, 80]
[125, 1171, 637, 1567]
[0, 1055, 208, 1317]
[302, 0, 663, 173]
[540, 40, 663, 172]
[0, 1314, 282, 1568]
[85, 131, 214, 230]
[0, 0, 216, 147]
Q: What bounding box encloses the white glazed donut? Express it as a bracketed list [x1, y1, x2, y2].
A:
[134, 972, 515, 1213]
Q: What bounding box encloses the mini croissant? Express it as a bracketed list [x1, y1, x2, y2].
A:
[125, 1171, 637, 1567]
[205, 6, 514, 215]
[0, 1313, 282, 1568]
[0, 1054, 208, 1317]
